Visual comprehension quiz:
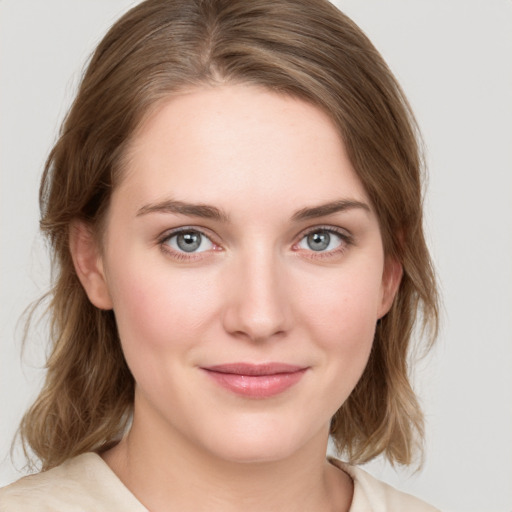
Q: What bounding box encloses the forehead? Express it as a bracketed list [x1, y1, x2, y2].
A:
[114, 84, 371, 216]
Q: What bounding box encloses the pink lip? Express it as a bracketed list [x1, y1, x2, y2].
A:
[201, 363, 308, 398]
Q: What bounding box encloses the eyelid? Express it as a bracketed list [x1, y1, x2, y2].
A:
[156, 224, 353, 260]
[157, 226, 222, 259]
[292, 224, 354, 255]
[300, 224, 351, 238]
[298, 224, 353, 243]
[158, 225, 218, 243]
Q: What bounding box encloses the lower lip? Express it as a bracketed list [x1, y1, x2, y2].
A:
[203, 369, 307, 398]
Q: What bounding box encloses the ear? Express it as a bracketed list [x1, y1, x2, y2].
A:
[69, 221, 113, 310]
[377, 256, 403, 319]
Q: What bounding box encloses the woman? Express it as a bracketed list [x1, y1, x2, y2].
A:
[0, 0, 439, 510]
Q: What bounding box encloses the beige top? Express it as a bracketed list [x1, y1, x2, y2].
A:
[0, 453, 440, 511]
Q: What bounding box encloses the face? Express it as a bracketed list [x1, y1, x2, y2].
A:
[76, 84, 400, 464]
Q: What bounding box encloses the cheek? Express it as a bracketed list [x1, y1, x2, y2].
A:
[293, 260, 384, 387]
[106, 257, 219, 357]
[298, 267, 383, 343]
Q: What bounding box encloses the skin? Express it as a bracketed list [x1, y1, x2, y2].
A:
[71, 84, 401, 512]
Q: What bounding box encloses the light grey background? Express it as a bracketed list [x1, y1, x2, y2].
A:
[1, 1, 511, 511]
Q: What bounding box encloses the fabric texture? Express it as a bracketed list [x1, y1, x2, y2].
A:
[0, 453, 440, 511]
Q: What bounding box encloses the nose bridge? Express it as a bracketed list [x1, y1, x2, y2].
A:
[223, 243, 290, 342]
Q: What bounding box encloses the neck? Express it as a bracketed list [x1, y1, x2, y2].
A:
[102, 397, 353, 512]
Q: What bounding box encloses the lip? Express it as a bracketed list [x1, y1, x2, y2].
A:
[201, 363, 308, 398]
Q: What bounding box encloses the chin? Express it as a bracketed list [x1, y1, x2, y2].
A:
[195, 416, 322, 465]
[207, 439, 297, 465]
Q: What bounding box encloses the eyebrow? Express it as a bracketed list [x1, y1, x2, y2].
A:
[291, 199, 371, 221]
[137, 199, 230, 222]
[136, 198, 370, 222]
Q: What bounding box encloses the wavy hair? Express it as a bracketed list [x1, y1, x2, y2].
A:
[19, 0, 438, 471]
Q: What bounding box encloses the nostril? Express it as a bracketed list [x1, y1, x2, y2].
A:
[221, 294, 291, 342]
[220, 256, 292, 342]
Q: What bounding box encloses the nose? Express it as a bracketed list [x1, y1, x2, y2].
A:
[221, 248, 292, 343]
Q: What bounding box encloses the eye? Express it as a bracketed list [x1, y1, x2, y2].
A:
[297, 228, 347, 252]
[163, 229, 214, 253]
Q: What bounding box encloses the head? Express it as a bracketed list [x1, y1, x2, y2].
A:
[22, 0, 438, 470]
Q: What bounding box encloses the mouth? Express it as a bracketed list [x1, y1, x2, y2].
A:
[201, 363, 308, 398]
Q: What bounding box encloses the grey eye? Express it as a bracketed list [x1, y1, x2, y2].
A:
[166, 230, 214, 253]
[298, 230, 343, 252]
[307, 231, 330, 251]
[177, 232, 201, 252]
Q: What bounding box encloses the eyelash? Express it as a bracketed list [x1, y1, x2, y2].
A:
[293, 226, 353, 259]
[158, 226, 220, 261]
[157, 225, 353, 261]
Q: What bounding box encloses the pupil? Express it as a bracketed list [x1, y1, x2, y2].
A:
[307, 231, 330, 251]
[177, 232, 201, 252]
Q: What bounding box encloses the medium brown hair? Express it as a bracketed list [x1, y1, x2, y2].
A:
[20, 0, 438, 471]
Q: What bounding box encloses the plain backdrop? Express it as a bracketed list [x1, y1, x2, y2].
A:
[1, 1, 511, 511]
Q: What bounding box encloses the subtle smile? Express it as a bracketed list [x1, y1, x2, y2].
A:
[201, 363, 308, 398]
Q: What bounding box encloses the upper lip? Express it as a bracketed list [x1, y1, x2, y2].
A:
[202, 363, 306, 376]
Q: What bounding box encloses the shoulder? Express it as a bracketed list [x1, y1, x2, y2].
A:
[0, 453, 147, 512]
[329, 459, 441, 512]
